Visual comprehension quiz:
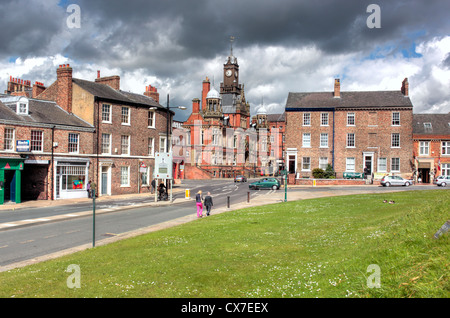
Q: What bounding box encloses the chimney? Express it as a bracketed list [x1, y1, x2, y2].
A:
[333, 78, 340, 98]
[95, 74, 120, 90]
[401, 78, 409, 97]
[192, 98, 200, 113]
[56, 64, 73, 113]
[32, 81, 46, 98]
[202, 77, 211, 110]
[143, 85, 160, 103]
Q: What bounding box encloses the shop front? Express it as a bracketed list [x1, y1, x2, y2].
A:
[54, 157, 91, 200]
[0, 158, 25, 205]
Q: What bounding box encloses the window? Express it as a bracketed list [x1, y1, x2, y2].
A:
[18, 103, 28, 114]
[319, 157, 328, 170]
[148, 110, 155, 128]
[347, 113, 355, 126]
[121, 135, 130, 155]
[321, 113, 329, 126]
[378, 158, 387, 172]
[320, 133, 328, 148]
[391, 133, 400, 148]
[346, 133, 355, 148]
[423, 122, 432, 131]
[68, 133, 79, 153]
[141, 167, 149, 186]
[442, 141, 450, 155]
[3, 128, 14, 151]
[101, 133, 111, 154]
[102, 104, 111, 122]
[30, 130, 43, 152]
[391, 158, 400, 172]
[148, 137, 154, 156]
[419, 141, 429, 156]
[303, 113, 311, 126]
[443, 163, 450, 176]
[59, 164, 87, 190]
[346, 157, 355, 172]
[160, 136, 167, 153]
[302, 157, 311, 171]
[121, 107, 130, 125]
[120, 166, 130, 186]
[302, 133, 311, 147]
[392, 112, 400, 126]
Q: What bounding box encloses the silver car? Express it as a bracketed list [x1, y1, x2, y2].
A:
[380, 175, 412, 187]
[435, 175, 450, 187]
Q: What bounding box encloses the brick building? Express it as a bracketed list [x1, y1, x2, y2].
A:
[285, 78, 414, 182]
[0, 95, 95, 204]
[412, 113, 450, 183]
[32, 64, 172, 197]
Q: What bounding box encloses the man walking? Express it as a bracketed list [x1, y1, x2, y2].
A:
[204, 192, 213, 216]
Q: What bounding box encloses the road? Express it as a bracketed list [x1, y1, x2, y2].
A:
[0, 179, 446, 268]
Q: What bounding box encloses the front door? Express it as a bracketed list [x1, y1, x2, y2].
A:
[101, 166, 110, 195]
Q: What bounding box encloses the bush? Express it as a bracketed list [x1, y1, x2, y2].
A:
[312, 168, 325, 179]
[324, 164, 336, 179]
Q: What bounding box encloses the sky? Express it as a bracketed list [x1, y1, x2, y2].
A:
[1, 0, 449, 121]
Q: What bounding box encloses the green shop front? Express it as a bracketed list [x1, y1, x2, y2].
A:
[0, 158, 25, 205]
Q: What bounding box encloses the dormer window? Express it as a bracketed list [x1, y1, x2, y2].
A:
[0, 96, 29, 115]
[19, 102, 28, 114]
[423, 122, 432, 131]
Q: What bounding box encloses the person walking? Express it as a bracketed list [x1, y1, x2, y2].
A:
[86, 180, 91, 198]
[196, 190, 203, 218]
[204, 192, 213, 216]
[151, 179, 156, 194]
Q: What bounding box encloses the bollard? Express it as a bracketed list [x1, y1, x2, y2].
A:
[227, 195, 230, 208]
[247, 191, 250, 203]
[185, 189, 190, 199]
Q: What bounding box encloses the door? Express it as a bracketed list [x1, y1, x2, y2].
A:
[101, 166, 110, 195]
[364, 155, 372, 175]
[4, 170, 15, 202]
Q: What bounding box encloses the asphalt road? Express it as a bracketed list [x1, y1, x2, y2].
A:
[0, 179, 446, 268]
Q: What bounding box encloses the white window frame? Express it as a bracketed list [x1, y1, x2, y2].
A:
[346, 157, 355, 172]
[148, 110, 155, 128]
[148, 137, 155, 156]
[30, 130, 43, 152]
[121, 135, 130, 155]
[346, 133, 355, 148]
[3, 128, 15, 151]
[442, 141, 450, 155]
[319, 157, 328, 170]
[392, 112, 400, 126]
[102, 104, 111, 123]
[419, 141, 429, 156]
[68, 133, 79, 154]
[120, 166, 130, 187]
[302, 133, 311, 148]
[321, 113, 329, 126]
[303, 113, 311, 126]
[121, 106, 130, 125]
[442, 163, 450, 176]
[101, 133, 111, 154]
[391, 133, 400, 148]
[347, 112, 355, 126]
[391, 158, 400, 172]
[141, 167, 149, 186]
[302, 157, 311, 171]
[159, 136, 167, 153]
[320, 133, 328, 148]
[377, 158, 387, 173]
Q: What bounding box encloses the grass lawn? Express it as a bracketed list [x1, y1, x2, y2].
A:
[0, 190, 448, 298]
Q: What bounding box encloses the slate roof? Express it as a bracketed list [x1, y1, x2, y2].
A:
[413, 113, 450, 136]
[72, 78, 171, 112]
[267, 112, 285, 122]
[0, 97, 93, 130]
[286, 91, 413, 110]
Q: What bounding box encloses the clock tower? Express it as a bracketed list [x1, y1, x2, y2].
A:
[221, 36, 241, 95]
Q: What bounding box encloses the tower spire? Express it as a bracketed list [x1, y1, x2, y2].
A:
[230, 36, 235, 57]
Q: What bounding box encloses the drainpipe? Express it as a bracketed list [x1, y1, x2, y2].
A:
[332, 109, 335, 170]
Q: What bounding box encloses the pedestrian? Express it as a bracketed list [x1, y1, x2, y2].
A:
[91, 180, 97, 197]
[86, 180, 91, 198]
[158, 182, 166, 201]
[204, 192, 213, 216]
[196, 190, 203, 218]
[151, 179, 156, 194]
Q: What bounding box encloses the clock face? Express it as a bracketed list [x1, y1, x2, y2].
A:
[225, 70, 232, 77]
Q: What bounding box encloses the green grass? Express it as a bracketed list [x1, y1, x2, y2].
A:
[0, 190, 449, 298]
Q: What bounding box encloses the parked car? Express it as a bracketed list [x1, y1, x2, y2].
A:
[249, 177, 280, 190]
[380, 175, 412, 187]
[434, 175, 450, 187]
[234, 175, 247, 182]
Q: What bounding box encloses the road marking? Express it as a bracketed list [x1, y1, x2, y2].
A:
[43, 235, 57, 239]
[1, 223, 17, 227]
[0, 245, 8, 249]
[20, 240, 34, 244]
[66, 230, 81, 234]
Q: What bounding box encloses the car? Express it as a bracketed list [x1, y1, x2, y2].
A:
[234, 175, 247, 182]
[435, 175, 450, 187]
[249, 177, 280, 190]
[380, 175, 412, 187]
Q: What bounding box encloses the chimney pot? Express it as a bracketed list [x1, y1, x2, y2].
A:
[334, 78, 340, 98]
[97, 70, 100, 78]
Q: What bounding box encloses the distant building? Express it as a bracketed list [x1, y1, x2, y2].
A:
[413, 113, 450, 183]
[285, 78, 414, 182]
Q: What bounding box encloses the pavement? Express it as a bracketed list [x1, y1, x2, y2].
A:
[0, 182, 436, 272]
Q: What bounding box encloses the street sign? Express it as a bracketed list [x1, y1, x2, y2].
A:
[16, 140, 30, 152]
[154, 152, 173, 179]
